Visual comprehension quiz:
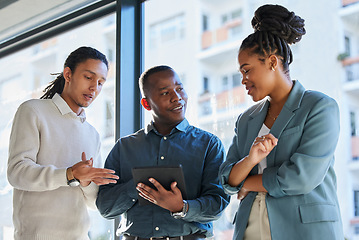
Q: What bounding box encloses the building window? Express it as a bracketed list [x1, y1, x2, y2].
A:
[221, 8, 242, 25]
[108, 48, 114, 62]
[231, 9, 242, 19]
[202, 14, 209, 32]
[105, 101, 114, 138]
[345, 35, 351, 57]
[232, 73, 242, 87]
[351, 111, 357, 136]
[222, 76, 229, 91]
[203, 76, 209, 93]
[221, 15, 228, 25]
[149, 14, 185, 49]
[0, 14, 116, 239]
[355, 190, 359, 217]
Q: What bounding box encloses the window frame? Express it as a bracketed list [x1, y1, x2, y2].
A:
[0, 1, 144, 239]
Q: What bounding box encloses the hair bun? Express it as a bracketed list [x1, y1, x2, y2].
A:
[251, 4, 306, 44]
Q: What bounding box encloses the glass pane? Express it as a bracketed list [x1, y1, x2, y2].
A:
[355, 190, 359, 217]
[144, 0, 352, 239]
[0, 14, 116, 240]
[0, 0, 100, 44]
[144, 1, 249, 238]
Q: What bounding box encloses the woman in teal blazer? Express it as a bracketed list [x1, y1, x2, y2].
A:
[219, 4, 344, 240]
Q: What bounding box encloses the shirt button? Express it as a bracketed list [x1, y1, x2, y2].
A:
[163, 137, 167, 140]
[155, 226, 160, 231]
[160, 156, 165, 160]
[132, 199, 136, 202]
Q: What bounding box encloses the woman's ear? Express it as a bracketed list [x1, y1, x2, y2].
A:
[268, 55, 278, 71]
[63, 67, 72, 83]
[141, 98, 151, 111]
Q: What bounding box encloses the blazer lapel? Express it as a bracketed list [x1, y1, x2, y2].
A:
[244, 100, 268, 174]
[267, 80, 306, 166]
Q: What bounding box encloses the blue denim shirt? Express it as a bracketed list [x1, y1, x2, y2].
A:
[96, 119, 230, 238]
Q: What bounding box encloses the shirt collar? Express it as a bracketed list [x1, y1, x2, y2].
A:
[52, 93, 86, 123]
[145, 118, 189, 135]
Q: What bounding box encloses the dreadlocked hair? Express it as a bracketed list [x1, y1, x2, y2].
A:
[240, 4, 306, 71]
[40, 46, 108, 99]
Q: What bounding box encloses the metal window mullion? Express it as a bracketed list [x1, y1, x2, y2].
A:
[115, 0, 144, 238]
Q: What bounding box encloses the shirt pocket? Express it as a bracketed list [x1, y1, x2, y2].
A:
[299, 203, 339, 223]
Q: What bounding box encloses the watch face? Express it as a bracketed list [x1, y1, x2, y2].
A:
[68, 179, 80, 187]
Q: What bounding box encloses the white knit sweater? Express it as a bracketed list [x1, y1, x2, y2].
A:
[7, 94, 100, 240]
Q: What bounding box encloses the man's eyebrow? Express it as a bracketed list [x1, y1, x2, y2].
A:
[158, 86, 169, 91]
[84, 69, 106, 81]
[84, 69, 96, 75]
[158, 83, 182, 91]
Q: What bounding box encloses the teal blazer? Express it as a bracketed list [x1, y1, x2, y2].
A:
[219, 81, 344, 240]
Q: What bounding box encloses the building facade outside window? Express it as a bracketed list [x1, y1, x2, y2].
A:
[2, 0, 359, 239]
[0, 14, 116, 240]
[145, 0, 359, 239]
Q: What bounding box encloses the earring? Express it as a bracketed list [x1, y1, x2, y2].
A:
[271, 66, 275, 71]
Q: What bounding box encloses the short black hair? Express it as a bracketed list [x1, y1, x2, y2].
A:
[139, 65, 174, 97]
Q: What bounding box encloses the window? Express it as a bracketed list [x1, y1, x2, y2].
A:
[232, 73, 242, 87]
[145, 2, 250, 238]
[351, 111, 357, 137]
[221, 15, 228, 25]
[355, 190, 359, 217]
[0, 14, 116, 240]
[203, 76, 209, 93]
[220, 73, 242, 91]
[202, 14, 209, 31]
[221, 8, 242, 25]
[105, 100, 115, 138]
[149, 14, 185, 48]
[345, 35, 351, 57]
[355, 225, 359, 235]
[222, 76, 229, 91]
[231, 9, 242, 19]
[1, 0, 354, 239]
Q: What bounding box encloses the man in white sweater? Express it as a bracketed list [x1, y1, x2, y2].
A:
[7, 46, 119, 240]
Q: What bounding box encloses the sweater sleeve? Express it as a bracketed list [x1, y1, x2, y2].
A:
[7, 103, 67, 191]
[81, 182, 99, 209]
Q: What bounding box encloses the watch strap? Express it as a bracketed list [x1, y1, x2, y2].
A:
[66, 167, 80, 186]
[171, 200, 188, 219]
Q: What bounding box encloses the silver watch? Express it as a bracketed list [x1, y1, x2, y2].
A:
[171, 200, 188, 219]
[66, 167, 80, 187]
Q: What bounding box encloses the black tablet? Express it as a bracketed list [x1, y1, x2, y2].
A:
[132, 165, 187, 206]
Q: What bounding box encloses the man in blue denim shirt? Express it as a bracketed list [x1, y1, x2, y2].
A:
[96, 65, 229, 240]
